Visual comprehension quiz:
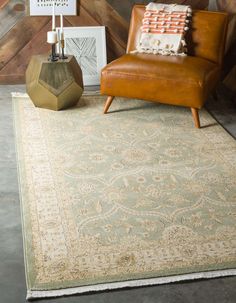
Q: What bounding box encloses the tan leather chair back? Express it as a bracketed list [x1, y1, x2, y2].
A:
[126, 5, 228, 65]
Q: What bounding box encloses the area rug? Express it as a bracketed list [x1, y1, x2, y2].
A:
[12, 93, 236, 300]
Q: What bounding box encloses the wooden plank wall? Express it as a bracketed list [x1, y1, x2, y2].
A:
[0, 0, 209, 84]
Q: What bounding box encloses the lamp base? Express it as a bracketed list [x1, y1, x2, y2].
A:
[48, 44, 58, 62]
[48, 55, 58, 62]
[60, 48, 68, 60]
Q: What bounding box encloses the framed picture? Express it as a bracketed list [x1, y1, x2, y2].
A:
[28, 0, 77, 16]
[57, 26, 107, 86]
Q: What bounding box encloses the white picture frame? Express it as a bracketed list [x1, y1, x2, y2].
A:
[57, 26, 107, 86]
[29, 0, 77, 16]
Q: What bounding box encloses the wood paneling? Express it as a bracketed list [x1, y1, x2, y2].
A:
[0, 0, 209, 84]
[0, 0, 129, 84]
[0, 1, 25, 40]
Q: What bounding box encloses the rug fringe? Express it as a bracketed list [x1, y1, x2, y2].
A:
[26, 269, 236, 300]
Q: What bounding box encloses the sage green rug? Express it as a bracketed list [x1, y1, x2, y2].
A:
[13, 93, 236, 300]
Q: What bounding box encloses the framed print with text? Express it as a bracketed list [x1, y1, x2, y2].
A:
[28, 0, 77, 16]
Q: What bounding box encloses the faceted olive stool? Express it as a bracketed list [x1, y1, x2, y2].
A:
[26, 55, 84, 110]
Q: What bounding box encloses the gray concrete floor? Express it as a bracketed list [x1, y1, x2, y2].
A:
[0, 84, 236, 303]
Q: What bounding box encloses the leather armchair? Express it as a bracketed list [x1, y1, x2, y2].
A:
[101, 5, 228, 128]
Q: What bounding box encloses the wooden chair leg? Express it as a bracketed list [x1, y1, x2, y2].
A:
[191, 108, 200, 128]
[103, 96, 114, 114]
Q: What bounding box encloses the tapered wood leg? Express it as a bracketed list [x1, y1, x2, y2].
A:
[103, 96, 114, 114]
[191, 108, 200, 128]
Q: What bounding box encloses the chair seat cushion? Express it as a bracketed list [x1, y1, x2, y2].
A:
[101, 53, 220, 108]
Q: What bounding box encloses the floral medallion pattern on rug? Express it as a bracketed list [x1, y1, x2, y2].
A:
[13, 95, 236, 293]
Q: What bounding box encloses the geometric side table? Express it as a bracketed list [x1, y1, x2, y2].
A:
[26, 55, 84, 111]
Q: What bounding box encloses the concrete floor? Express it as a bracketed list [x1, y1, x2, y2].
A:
[0, 84, 236, 303]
